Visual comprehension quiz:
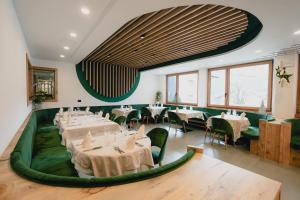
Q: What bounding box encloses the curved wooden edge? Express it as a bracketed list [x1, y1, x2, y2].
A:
[187, 145, 204, 153]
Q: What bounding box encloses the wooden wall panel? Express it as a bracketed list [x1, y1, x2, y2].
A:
[81, 61, 139, 98]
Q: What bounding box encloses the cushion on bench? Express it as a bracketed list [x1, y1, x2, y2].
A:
[241, 126, 259, 140]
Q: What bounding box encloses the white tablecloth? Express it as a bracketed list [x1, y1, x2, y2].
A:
[207, 115, 250, 142]
[147, 106, 166, 118]
[54, 111, 93, 125]
[59, 115, 120, 147]
[169, 109, 204, 122]
[70, 132, 154, 177]
[112, 108, 136, 117]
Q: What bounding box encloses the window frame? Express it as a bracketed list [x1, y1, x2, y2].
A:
[166, 71, 199, 106]
[207, 60, 273, 111]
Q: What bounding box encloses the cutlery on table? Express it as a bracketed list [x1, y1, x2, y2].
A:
[83, 146, 102, 152]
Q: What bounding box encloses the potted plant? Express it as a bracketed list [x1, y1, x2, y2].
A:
[155, 91, 162, 103]
[31, 91, 47, 110]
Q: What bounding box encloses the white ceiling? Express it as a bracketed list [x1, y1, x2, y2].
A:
[13, 0, 300, 75]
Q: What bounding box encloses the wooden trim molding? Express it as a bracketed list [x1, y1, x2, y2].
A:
[166, 71, 199, 106]
[207, 60, 273, 111]
[295, 54, 300, 118]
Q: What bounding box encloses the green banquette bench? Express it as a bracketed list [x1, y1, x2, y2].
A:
[10, 106, 195, 187]
[284, 118, 300, 150]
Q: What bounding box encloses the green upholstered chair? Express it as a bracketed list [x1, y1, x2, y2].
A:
[146, 128, 169, 166]
[284, 118, 300, 150]
[155, 107, 169, 123]
[109, 113, 116, 121]
[141, 107, 153, 124]
[126, 110, 140, 129]
[167, 111, 186, 134]
[210, 117, 234, 149]
[114, 116, 126, 126]
[203, 112, 213, 143]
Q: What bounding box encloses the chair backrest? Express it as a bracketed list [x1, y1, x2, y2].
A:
[109, 113, 116, 121]
[147, 128, 169, 163]
[202, 112, 212, 121]
[114, 116, 126, 125]
[211, 117, 234, 137]
[159, 108, 169, 118]
[167, 111, 182, 125]
[141, 107, 152, 117]
[126, 110, 140, 123]
[284, 118, 300, 137]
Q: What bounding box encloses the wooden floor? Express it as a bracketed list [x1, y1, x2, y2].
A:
[0, 119, 282, 200]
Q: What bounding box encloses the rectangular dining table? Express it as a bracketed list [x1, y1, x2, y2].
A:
[169, 109, 204, 122]
[59, 115, 121, 147]
[112, 108, 136, 117]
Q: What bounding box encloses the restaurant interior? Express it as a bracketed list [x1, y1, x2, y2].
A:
[1, 0, 300, 199]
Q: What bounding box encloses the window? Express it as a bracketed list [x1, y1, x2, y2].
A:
[208, 60, 273, 111]
[166, 71, 198, 105]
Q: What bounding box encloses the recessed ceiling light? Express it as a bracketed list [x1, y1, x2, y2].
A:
[140, 34, 146, 39]
[294, 30, 300, 35]
[80, 7, 90, 15]
[64, 46, 70, 50]
[60, 54, 65, 58]
[255, 50, 262, 53]
[70, 32, 77, 38]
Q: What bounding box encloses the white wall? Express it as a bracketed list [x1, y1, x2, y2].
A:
[0, 0, 31, 154]
[31, 59, 163, 108]
[272, 53, 299, 119]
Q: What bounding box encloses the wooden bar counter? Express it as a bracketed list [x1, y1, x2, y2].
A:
[0, 146, 281, 200]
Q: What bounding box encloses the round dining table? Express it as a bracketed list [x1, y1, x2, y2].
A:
[69, 132, 154, 178]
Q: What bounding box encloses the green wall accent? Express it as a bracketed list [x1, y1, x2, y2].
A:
[76, 62, 140, 102]
[139, 11, 263, 71]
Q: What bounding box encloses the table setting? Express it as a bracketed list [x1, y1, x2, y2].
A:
[112, 105, 136, 117]
[69, 125, 154, 177]
[169, 106, 204, 122]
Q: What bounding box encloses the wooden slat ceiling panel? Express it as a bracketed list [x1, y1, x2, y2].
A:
[84, 4, 248, 69]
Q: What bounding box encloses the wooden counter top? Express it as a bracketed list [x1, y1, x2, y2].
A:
[0, 149, 281, 200]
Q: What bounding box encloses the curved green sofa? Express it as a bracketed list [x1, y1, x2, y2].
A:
[284, 118, 300, 150]
[10, 106, 195, 187]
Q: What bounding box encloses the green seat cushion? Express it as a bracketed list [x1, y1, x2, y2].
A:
[241, 126, 259, 139]
[152, 150, 160, 164]
[31, 146, 78, 177]
[213, 128, 227, 135]
[34, 129, 62, 152]
[291, 135, 300, 150]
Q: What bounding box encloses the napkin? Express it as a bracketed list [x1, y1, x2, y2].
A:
[189, 106, 193, 110]
[121, 105, 124, 109]
[176, 107, 179, 112]
[135, 125, 145, 139]
[105, 113, 110, 120]
[161, 103, 163, 107]
[81, 131, 93, 149]
[240, 112, 246, 119]
[85, 106, 90, 112]
[221, 112, 225, 118]
[59, 107, 63, 114]
[98, 111, 103, 117]
[126, 135, 136, 150]
[69, 107, 73, 112]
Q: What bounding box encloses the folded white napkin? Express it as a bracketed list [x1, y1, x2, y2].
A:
[98, 111, 103, 117]
[240, 112, 246, 119]
[221, 112, 225, 118]
[82, 131, 93, 149]
[189, 106, 193, 110]
[176, 107, 179, 112]
[85, 106, 90, 112]
[59, 107, 63, 114]
[105, 113, 110, 120]
[135, 125, 145, 139]
[69, 107, 73, 112]
[126, 135, 136, 150]
[121, 105, 124, 109]
[161, 104, 163, 107]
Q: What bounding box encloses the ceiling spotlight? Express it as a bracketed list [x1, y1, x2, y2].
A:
[70, 32, 77, 38]
[81, 7, 90, 15]
[60, 54, 65, 58]
[64, 46, 70, 50]
[294, 30, 300, 35]
[140, 34, 146, 39]
[255, 50, 262, 53]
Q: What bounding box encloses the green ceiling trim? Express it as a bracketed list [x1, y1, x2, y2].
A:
[76, 62, 140, 102]
[140, 11, 263, 71]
